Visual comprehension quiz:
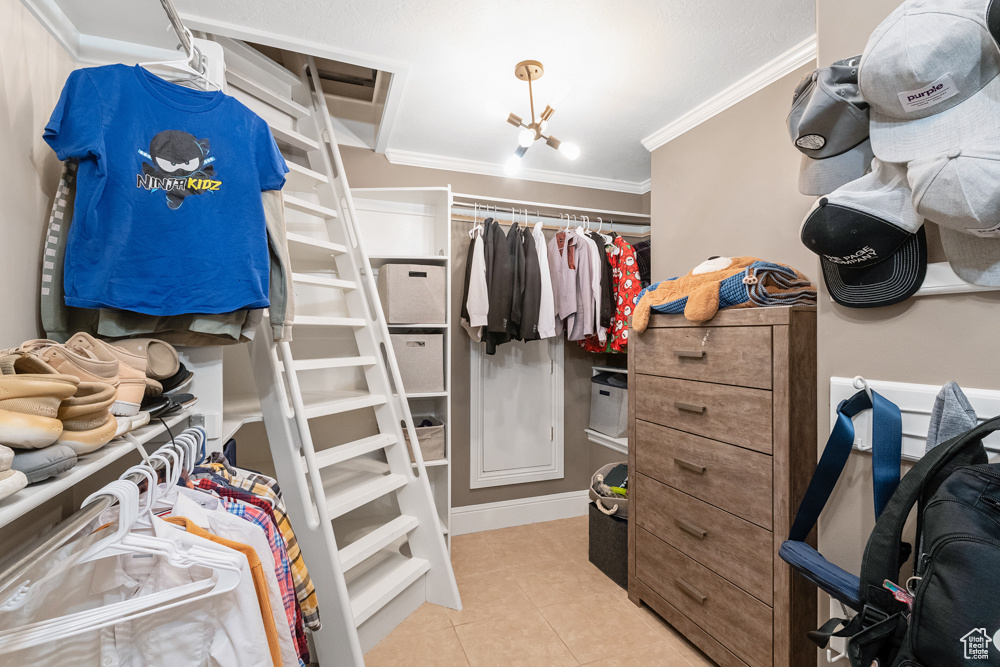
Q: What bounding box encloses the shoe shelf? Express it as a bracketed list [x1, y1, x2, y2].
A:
[220, 392, 264, 443]
[0, 409, 192, 530]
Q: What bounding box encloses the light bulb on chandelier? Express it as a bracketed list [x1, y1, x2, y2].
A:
[559, 142, 580, 160]
[504, 155, 522, 176]
[518, 129, 535, 148]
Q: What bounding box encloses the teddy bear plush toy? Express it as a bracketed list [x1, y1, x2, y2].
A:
[631, 256, 815, 332]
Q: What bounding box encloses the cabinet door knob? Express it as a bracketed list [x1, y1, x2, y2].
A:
[673, 350, 706, 359]
[675, 578, 708, 604]
[675, 518, 708, 539]
[673, 401, 706, 413]
[673, 458, 706, 474]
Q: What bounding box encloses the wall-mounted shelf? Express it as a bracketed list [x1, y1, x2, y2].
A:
[0, 410, 193, 529]
[829, 376, 1000, 461]
[387, 324, 448, 329]
[220, 392, 263, 443]
[585, 428, 628, 455]
[913, 262, 1000, 298]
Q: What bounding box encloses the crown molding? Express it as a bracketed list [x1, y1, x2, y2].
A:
[637, 178, 651, 194]
[383, 148, 649, 195]
[641, 34, 818, 152]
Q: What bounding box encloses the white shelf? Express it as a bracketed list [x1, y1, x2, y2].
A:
[585, 428, 628, 455]
[220, 393, 263, 443]
[368, 255, 447, 269]
[387, 324, 448, 329]
[0, 410, 192, 529]
[592, 366, 627, 375]
[405, 392, 448, 399]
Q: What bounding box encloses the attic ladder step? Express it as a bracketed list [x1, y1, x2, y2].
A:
[285, 232, 346, 257]
[350, 556, 430, 626]
[284, 195, 339, 219]
[268, 123, 320, 151]
[286, 161, 329, 190]
[326, 473, 407, 519]
[227, 70, 311, 118]
[291, 356, 377, 372]
[309, 433, 397, 470]
[294, 315, 366, 327]
[303, 393, 387, 420]
[292, 273, 357, 290]
[339, 515, 420, 572]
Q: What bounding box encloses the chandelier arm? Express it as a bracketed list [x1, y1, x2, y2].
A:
[527, 73, 536, 125]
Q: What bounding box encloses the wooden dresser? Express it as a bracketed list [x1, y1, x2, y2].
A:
[627, 306, 817, 667]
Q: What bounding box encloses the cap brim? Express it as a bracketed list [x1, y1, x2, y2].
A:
[869, 73, 1000, 163]
[940, 226, 1000, 286]
[820, 225, 927, 307]
[798, 139, 874, 196]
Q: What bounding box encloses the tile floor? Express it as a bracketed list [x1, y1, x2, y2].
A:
[364, 516, 716, 666]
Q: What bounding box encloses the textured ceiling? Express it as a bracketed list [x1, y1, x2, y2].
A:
[177, 0, 816, 187]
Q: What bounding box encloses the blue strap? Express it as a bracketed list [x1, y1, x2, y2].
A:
[870, 391, 902, 517]
[788, 389, 902, 541]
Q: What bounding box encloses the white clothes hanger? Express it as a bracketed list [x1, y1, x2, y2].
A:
[0, 479, 244, 653]
[469, 203, 483, 239]
[138, 27, 220, 92]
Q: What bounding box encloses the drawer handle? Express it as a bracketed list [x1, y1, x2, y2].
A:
[675, 518, 708, 539]
[673, 401, 705, 414]
[676, 578, 708, 604]
[674, 458, 706, 474]
[673, 350, 706, 359]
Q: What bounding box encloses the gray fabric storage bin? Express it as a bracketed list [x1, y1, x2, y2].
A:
[589, 372, 628, 438]
[377, 264, 446, 324]
[390, 333, 444, 393]
[589, 502, 627, 589]
[404, 416, 445, 463]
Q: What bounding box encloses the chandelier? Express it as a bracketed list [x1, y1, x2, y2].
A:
[504, 60, 579, 175]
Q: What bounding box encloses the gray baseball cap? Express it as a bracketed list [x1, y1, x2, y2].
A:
[859, 0, 1000, 163]
[788, 57, 873, 195]
[909, 142, 1000, 285]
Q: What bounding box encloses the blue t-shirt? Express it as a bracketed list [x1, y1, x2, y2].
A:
[44, 64, 288, 316]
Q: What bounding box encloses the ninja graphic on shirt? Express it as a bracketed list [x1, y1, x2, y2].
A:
[136, 130, 221, 209]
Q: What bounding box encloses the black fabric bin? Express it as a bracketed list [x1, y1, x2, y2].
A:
[588, 502, 628, 589]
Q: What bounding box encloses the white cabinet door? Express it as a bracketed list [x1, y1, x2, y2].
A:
[470, 338, 564, 488]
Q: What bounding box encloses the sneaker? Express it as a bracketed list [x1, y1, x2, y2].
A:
[56, 381, 118, 455]
[64, 333, 146, 418]
[160, 363, 194, 395]
[0, 469, 27, 501]
[112, 338, 179, 380]
[11, 445, 77, 484]
[17, 340, 120, 409]
[0, 352, 78, 449]
[113, 411, 150, 438]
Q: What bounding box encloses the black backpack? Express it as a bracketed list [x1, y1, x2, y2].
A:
[785, 405, 996, 666]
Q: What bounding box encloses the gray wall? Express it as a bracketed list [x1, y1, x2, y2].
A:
[340, 146, 644, 507]
[649, 64, 817, 281]
[815, 3, 1000, 664]
[0, 0, 89, 561]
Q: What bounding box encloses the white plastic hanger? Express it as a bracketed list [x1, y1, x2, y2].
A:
[469, 203, 483, 239]
[138, 27, 220, 91]
[0, 479, 243, 654]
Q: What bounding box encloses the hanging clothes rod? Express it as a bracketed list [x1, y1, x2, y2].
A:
[452, 212, 651, 238]
[452, 202, 651, 238]
[452, 192, 651, 221]
[0, 428, 195, 592]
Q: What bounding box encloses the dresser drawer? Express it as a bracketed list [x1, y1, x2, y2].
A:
[635, 474, 773, 604]
[634, 375, 772, 453]
[630, 326, 772, 389]
[637, 529, 773, 667]
[634, 421, 773, 528]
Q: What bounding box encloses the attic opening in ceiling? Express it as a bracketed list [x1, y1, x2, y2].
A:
[245, 40, 392, 149]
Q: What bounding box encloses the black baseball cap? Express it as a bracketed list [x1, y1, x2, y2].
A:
[800, 159, 927, 308]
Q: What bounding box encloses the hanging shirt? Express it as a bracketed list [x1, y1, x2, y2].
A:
[533, 222, 556, 339]
[519, 230, 542, 341]
[567, 231, 595, 341]
[460, 232, 489, 341]
[548, 232, 578, 333]
[192, 459, 320, 632]
[43, 64, 288, 316]
[0, 518, 273, 667]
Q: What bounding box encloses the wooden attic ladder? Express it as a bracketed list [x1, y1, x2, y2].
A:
[214, 39, 461, 666]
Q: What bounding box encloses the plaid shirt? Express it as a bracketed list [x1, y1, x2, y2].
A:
[207, 481, 309, 664]
[193, 462, 320, 630]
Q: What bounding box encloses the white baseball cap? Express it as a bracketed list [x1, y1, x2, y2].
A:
[859, 0, 1000, 163]
[909, 142, 1000, 285]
